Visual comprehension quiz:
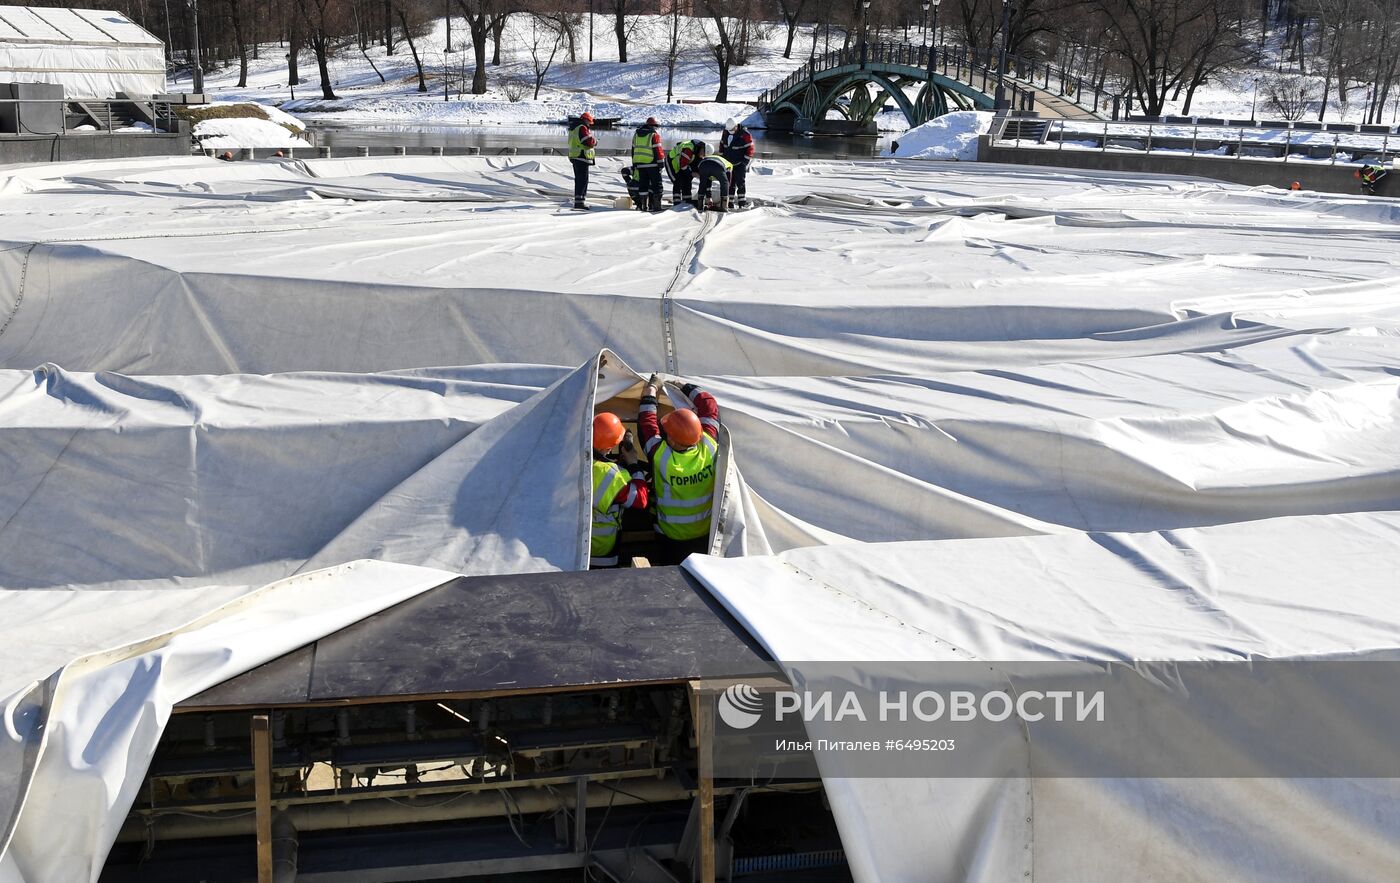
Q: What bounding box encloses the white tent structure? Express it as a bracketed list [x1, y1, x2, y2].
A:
[0, 6, 164, 99]
[1, 155, 1399, 881]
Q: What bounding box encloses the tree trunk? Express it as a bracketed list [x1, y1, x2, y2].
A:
[398, 8, 428, 91]
[313, 34, 337, 99]
[362, 47, 386, 82]
[491, 15, 504, 65]
[1319, 58, 1331, 121]
[614, 1, 628, 62]
[471, 22, 488, 92]
[288, 12, 301, 85]
[715, 56, 729, 102]
[228, 0, 249, 87]
[384, 0, 395, 53]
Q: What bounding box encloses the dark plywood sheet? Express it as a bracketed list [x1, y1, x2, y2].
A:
[179, 566, 772, 711]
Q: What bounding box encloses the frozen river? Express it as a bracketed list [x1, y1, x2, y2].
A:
[302, 121, 892, 158]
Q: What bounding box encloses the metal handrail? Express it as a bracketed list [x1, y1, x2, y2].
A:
[758, 41, 1118, 119]
[0, 97, 181, 136]
[994, 116, 1397, 166]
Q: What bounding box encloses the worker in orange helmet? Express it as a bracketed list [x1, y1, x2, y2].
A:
[637, 373, 721, 565]
[630, 116, 666, 212]
[590, 412, 649, 568]
[569, 111, 598, 210]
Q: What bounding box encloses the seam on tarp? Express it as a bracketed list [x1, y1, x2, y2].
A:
[0, 243, 38, 344]
[779, 559, 982, 661]
[660, 211, 716, 372]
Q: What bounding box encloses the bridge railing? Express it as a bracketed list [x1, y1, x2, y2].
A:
[758, 41, 1121, 120]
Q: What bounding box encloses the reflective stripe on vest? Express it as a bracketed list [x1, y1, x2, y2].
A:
[669, 140, 694, 173]
[569, 125, 595, 162]
[632, 129, 659, 166]
[652, 433, 718, 541]
[591, 460, 629, 558]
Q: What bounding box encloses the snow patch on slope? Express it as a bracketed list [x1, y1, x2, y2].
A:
[886, 111, 994, 161]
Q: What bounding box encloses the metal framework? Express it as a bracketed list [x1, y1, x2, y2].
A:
[759, 40, 1126, 131]
[759, 42, 1034, 131]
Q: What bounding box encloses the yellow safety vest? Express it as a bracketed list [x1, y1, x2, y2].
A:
[669, 139, 695, 174]
[652, 434, 718, 541]
[591, 459, 629, 561]
[632, 128, 661, 167]
[700, 155, 734, 176]
[569, 124, 595, 163]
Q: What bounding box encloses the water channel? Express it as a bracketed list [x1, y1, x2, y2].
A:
[303, 121, 893, 158]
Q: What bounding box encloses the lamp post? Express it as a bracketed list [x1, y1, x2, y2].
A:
[187, 0, 203, 94]
[921, 0, 939, 121]
[588, 0, 594, 62]
[994, 0, 1014, 111]
[859, 0, 871, 69]
[920, 0, 929, 43]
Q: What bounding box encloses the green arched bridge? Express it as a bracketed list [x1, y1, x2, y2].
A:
[757, 43, 1111, 134]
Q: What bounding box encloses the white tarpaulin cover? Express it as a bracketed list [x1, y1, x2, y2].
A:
[3, 156, 1399, 376]
[0, 560, 460, 883]
[1, 155, 1399, 880]
[684, 514, 1400, 883]
[0, 7, 164, 99]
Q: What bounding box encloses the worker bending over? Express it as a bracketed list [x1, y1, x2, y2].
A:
[667, 139, 706, 206]
[568, 112, 597, 211]
[590, 413, 650, 568]
[720, 118, 755, 208]
[1359, 161, 1389, 195]
[693, 154, 734, 213]
[638, 375, 720, 564]
[631, 116, 666, 212]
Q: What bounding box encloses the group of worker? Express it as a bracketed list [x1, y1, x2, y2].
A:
[568, 112, 755, 212]
[590, 375, 721, 568]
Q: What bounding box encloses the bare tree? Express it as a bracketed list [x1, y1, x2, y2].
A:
[647, 0, 697, 102]
[526, 13, 564, 98]
[777, 0, 809, 58]
[298, 0, 345, 99]
[393, 0, 434, 91]
[1263, 71, 1315, 118]
[699, 0, 756, 102]
[454, 0, 494, 94]
[1088, 0, 1251, 117]
[227, 0, 250, 86]
[535, 0, 582, 62]
[609, 0, 637, 62]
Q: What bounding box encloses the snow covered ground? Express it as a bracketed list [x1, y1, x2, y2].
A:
[201, 15, 811, 132]
[886, 111, 993, 160]
[188, 102, 312, 149]
[185, 17, 1400, 151]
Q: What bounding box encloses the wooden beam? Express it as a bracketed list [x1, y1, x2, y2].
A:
[251, 713, 274, 883]
[688, 681, 716, 883]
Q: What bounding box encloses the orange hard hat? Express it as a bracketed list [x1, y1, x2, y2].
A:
[645, 116, 660, 127]
[580, 111, 594, 124]
[1289, 181, 1301, 190]
[662, 408, 703, 448]
[593, 412, 625, 451]
[220, 151, 234, 161]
